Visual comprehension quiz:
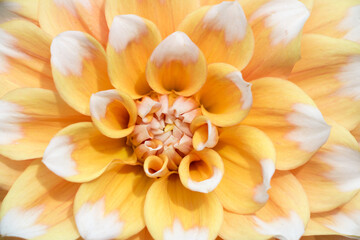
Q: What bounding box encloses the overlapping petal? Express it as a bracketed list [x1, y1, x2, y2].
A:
[0, 155, 31, 191]
[0, 0, 39, 23]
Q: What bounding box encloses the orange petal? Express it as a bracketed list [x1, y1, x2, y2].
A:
[213, 125, 276, 214]
[178, 1, 254, 70]
[74, 165, 154, 240]
[128, 228, 154, 240]
[0, 88, 88, 160]
[0, 20, 55, 96]
[220, 171, 310, 240]
[50, 31, 112, 115]
[90, 90, 137, 139]
[105, 0, 200, 38]
[289, 34, 360, 130]
[190, 116, 219, 151]
[143, 155, 169, 178]
[293, 122, 360, 213]
[144, 173, 223, 240]
[242, 78, 331, 170]
[146, 31, 207, 97]
[242, 0, 310, 80]
[351, 123, 360, 143]
[42, 122, 135, 182]
[0, 160, 80, 239]
[107, 15, 161, 98]
[195, 63, 252, 127]
[0, 155, 32, 191]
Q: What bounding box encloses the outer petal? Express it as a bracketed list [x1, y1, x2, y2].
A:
[74, 165, 154, 240]
[0, 155, 31, 191]
[90, 90, 137, 139]
[303, 0, 360, 43]
[352, 123, 360, 143]
[105, 0, 200, 38]
[0, 20, 55, 97]
[242, 0, 310, 80]
[178, 1, 254, 70]
[0, 160, 80, 240]
[107, 15, 161, 98]
[42, 122, 136, 183]
[293, 122, 360, 213]
[195, 63, 252, 127]
[220, 171, 310, 240]
[242, 78, 331, 170]
[0, 88, 88, 160]
[289, 34, 360, 130]
[0, 0, 39, 23]
[39, 0, 108, 45]
[50, 31, 112, 115]
[213, 125, 276, 214]
[144, 174, 223, 240]
[146, 31, 207, 97]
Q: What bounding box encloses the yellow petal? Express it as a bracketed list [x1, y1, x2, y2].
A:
[144, 174, 223, 240]
[242, 0, 310, 80]
[107, 15, 161, 98]
[42, 122, 135, 183]
[0, 160, 80, 240]
[220, 171, 310, 240]
[289, 34, 360, 130]
[0, 20, 55, 95]
[105, 0, 200, 38]
[0, 155, 31, 191]
[213, 125, 276, 214]
[178, 1, 254, 70]
[304, 0, 360, 43]
[242, 78, 331, 170]
[90, 90, 137, 139]
[195, 63, 252, 127]
[190, 116, 219, 151]
[146, 31, 207, 97]
[50, 31, 112, 115]
[1, 0, 39, 22]
[74, 165, 154, 240]
[143, 155, 169, 178]
[0, 88, 88, 160]
[293, 122, 360, 213]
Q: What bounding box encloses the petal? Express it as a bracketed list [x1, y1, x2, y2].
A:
[107, 15, 161, 98]
[146, 31, 207, 97]
[195, 63, 252, 127]
[39, 0, 108, 45]
[0, 0, 39, 23]
[74, 165, 154, 240]
[128, 228, 154, 240]
[190, 116, 219, 151]
[293, 122, 360, 213]
[143, 155, 169, 178]
[0, 20, 55, 96]
[289, 34, 360, 130]
[220, 171, 310, 240]
[50, 31, 112, 115]
[0, 160, 80, 240]
[90, 90, 137, 139]
[242, 78, 331, 170]
[213, 125, 276, 214]
[242, 0, 310, 80]
[304, 0, 360, 43]
[0, 88, 87, 160]
[42, 122, 135, 182]
[178, 1, 254, 70]
[0, 155, 31, 191]
[105, 0, 200, 38]
[352, 123, 360, 143]
[305, 191, 360, 238]
[144, 174, 223, 240]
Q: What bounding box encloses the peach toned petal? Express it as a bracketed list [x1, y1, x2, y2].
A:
[127, 228, 154, 240]
[0, 155, 32, 191]
[0, 0, 39, 23]
[190, 116, 219, 151]
[242, 78, 331, 170]
[351, 123, 360, 144]
[143, 155, 169, 178]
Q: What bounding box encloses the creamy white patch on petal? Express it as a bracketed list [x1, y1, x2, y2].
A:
[76, 198, 124, 240]
[43, 135, 78, 177]
[51, 31, 95, 76]
[320, 145, 360, 192]
[254, 159, 275, 203]
[164, 219, 209, 240]
[203, 1, 248, 43]
[338, 5, 360, 43]
[250, 0, 310, 45]
[325, 210, 360, 236]
[286, 103, 331, 152]
[53, 0, 77, 15]
[335, 55, 360, 100]
[253, 211, 304, 240]
[0, 206, 47, 239]
[187, 167, 223, 193]
[150, 31, 199, 67]
[225, 71, 253, 109]
[0, 1, 21, 24]
[109, 14, 148, 52]
[0, 100, 29, 145]
[90, 90, 122, 120]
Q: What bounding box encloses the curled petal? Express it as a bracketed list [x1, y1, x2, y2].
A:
[190, 116, 219, 151]
[144, 155, 169, 178]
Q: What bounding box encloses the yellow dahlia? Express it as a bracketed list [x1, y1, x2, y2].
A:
[0, 0, 359, 240]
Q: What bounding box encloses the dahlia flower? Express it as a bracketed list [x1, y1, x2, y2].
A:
[0, 0, 359, 239]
